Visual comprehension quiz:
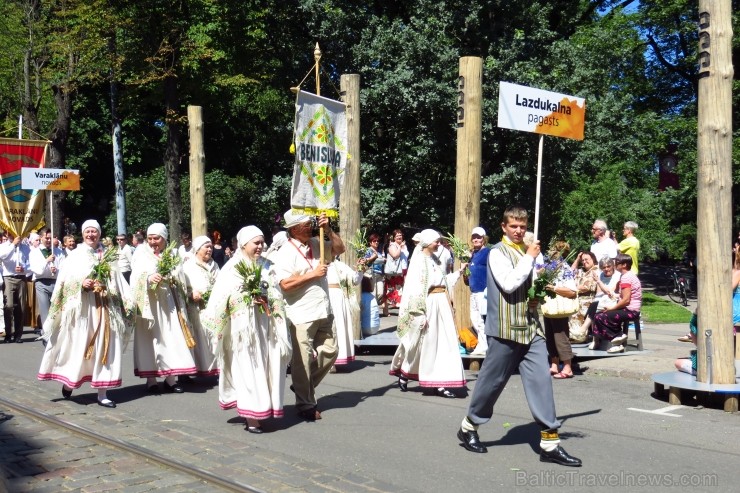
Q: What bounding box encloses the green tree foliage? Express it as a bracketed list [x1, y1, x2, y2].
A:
[1, 0, 737, 261]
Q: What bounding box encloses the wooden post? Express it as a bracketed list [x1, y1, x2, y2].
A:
[313, 43, 326, 264]
[187, 106, 207, 237]
[340, 74, 361, 339]
[696, 1, 735, 385]
[453, 57, 483, 335]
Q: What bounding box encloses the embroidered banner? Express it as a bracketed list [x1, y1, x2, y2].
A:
[291, 90, 347, 218]
[0, 138, 48, 236]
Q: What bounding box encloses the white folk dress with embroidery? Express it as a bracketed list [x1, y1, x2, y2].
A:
[182, 257, 220, 375]
[389, 252, 465, 388]
[130, 245, 197, 378]
[202, 253, 292, 419]
[38, 243, 134, 389]
[326, 260, 361, 365]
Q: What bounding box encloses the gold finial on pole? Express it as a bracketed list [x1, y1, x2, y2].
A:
[314, 42, 322, 96]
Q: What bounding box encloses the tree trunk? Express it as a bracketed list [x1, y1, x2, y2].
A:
[163, 75, 183, 242]
[47, 81, 73, 235]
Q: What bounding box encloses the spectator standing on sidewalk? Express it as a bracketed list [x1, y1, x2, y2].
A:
[0, 232, 31, 343]
[115, 234, 134, 284]
[29, 228, 63, 336]
[617, 221, 640, 274]
[465, 226, 490, 355]
[589, 219, 617, 263]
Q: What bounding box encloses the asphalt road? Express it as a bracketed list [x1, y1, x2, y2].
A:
[1, 337, 738, 492]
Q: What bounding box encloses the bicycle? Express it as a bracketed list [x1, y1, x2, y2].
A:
[666, 268, 689, 306]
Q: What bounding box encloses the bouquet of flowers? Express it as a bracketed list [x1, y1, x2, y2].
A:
[235, 259, 270, 314]
[153, 241, 181, 289]
[89, 247, 119, 293]
[348, 229, 369, 272]
[527, 247, 576, 302]
[200, 288, 212, 307]
[443, 233, 472, 276]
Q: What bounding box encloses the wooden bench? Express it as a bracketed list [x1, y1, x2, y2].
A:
[652, 371, 740, 412]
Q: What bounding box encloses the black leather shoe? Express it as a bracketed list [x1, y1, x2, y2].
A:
[246, 426, 263, 434]
[14, 337, 23, 343]
[457, 428, 487, 453]
[62, 386, 72, 399]
[436, 388, 456, 398]
[297, 407, 322, 421]
[147, 384, 161, 394]
[97, 400, 117, 408]
[398, 378, 408, 392]
[540, 445, 582, 467]
[163, 382, 184, 393]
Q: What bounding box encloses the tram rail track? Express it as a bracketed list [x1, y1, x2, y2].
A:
[0, 395, 265, 493]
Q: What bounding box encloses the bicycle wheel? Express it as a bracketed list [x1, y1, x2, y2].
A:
[667, 283, 682, 304]
[680, 283, 688, 306]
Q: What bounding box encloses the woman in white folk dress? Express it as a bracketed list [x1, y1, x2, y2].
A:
[327, 259, 361, 372]
[131, 223, 197, 394]
[182, 235, 220, 377]
[38, 220, 134, 408]
[203, 226, 292, 433]
[389, 229, 467, 398]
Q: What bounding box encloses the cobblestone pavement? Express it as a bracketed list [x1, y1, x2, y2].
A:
[0, 372, 406, 493]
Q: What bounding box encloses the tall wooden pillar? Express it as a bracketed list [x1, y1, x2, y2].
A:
[339, 74, 361, 339]
[188, 106, 207, 237]
[453, 57, 483, 333]
[696, 1, 735, 389]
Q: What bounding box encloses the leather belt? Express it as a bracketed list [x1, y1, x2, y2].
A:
[428, 286, 446, 294]
[328, 283, 341, 289]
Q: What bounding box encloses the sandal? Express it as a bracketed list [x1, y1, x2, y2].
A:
[552, 372, 573, 379]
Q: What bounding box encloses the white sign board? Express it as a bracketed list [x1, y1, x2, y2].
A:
[497, 81, 586, 141]
[21, 168, 80, 191]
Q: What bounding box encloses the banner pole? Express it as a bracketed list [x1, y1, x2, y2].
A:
[313, 42, 326, 265]
[18, 115, 22, 139]
[534, 134, 544, 241]
[49, 191, 54, 242]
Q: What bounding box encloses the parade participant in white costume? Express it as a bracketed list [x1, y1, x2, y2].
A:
[37, 220, 134, 408]
[182, 235, 220, 377]
[131, 223, 197, 394]
[389, 229, 467, 398]
[204, 226, 292, 433]
[326, 259, 361, 371]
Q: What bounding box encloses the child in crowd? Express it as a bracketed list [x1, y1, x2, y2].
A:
[674, 310, 697, 376]
[360, 276, 380, 337]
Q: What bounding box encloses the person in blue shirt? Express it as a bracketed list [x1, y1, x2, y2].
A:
[465, 227, 491, 355]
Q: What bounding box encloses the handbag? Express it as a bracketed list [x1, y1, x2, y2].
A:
[541, 294, 579, 319]
[384, 255, 402, 275]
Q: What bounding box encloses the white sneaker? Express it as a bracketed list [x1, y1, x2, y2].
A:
[587, 341, 595, 350]
[607, 345, 625, 354]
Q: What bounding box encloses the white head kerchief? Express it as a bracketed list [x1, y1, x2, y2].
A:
[147, 223, 168, 240]
[81, 219, 101, 234]
[237, 226, 264, 247]
[192, 235, 211, 254]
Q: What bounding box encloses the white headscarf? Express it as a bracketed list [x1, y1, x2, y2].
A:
[419, 229, 440, 248]
[80, 219, 101, 234]
[147, 223, 168, 240]
[263, 231, 288, 262]
[192, 235, 211, 254]
[237, 226, 264, 248]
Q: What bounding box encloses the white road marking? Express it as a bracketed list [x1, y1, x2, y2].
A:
[627, 405, 683, 417]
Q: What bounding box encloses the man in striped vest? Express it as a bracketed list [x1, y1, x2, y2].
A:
[457, 205, 581, 467]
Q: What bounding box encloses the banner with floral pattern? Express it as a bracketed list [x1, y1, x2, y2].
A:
[291, 90, 347, 218]
[0, 137, 47, 237]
